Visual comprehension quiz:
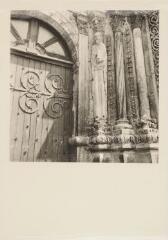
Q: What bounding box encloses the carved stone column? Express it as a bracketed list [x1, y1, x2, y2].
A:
[122, 17, 140, 123]
[133, 27, 151, 120]
[105, 20, 117, 125]
[68, 12, 91, 162]
[133, 24, 158, 163]
[109, 16, 135, 156]
[111, 16, 133, 130]
[91, 32, 107, 121]
[88, 13, 109, 138]
[75, 13, 90, 135]
[115, 31, 127, 120]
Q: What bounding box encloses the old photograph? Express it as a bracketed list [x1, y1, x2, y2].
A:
[10, 10, 159, 162]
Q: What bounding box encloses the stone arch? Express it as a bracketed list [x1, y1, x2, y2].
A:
[11, 10, 78, 63]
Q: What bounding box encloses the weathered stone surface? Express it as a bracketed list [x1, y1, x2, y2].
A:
[115, 31, 127, 120]
[133, 28, 151, 120]
[11, 10, 159, 163]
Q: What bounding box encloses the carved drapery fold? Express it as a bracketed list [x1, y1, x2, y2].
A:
[91, 32, 107, 118]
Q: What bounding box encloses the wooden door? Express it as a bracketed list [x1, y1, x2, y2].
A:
[10, 52, 75, 161]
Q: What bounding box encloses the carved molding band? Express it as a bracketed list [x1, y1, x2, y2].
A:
[106, 35, 117, 124]
[69, 130, 158, 147]
[123, 18, 139, 121]
[89, 132, 158, 145]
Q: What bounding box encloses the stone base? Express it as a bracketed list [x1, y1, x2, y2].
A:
[75, 144, 158, 163]
[90, 148, 158, 163]
[69, 121, 159, 163]
[114, 118, 133, 130]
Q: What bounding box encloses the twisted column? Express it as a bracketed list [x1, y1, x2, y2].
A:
[115, 31, 127, 120]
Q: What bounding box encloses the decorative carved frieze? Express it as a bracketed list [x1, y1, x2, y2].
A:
[122, 17, 139, 122]
[70, 115, 158, 147]
[69, 129, 158, 146]
[106, 35, 117, 124]
[147, 11, 159, 92]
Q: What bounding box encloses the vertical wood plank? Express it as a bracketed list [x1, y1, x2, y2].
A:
[20, 57, 33, 161]
[45, 63, 56, 162]
[33, 61, 46, 161]
[64, 67, 73, 161]
[28, 19, 39, 49]
[13, 56, 28, 161]
[10, 55, 17, 108]
[10, 54, 18, 161]
[10, 54, 73, 162]
[51, 65, 60, 161]
[27, 59, 41, 161]
[38, 62, 51, 161]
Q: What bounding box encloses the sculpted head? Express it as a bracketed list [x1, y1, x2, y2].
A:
[94, 32, 103, 44]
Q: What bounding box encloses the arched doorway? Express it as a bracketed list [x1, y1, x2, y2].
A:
[10, 15, 76, 161]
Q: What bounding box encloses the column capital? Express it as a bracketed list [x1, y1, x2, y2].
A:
[110, 15, 126, 33]
[74, 12, 89, 35]
[87, 11, 106, 33]
[130, 14, 145, 29]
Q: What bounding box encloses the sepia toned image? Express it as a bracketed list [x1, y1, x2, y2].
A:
[10, 10, 159, 163]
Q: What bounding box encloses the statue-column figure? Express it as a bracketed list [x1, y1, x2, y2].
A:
[91, 32, 107, 123]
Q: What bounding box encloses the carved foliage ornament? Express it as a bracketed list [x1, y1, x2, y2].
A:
[110, 15, 126, 32]
[75, 13, 88, 35]
[106, 35, 117, 123]
[147, 11, 159, 91]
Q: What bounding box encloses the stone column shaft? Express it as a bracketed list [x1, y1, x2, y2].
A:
[133, 28, 150, 119]
[115, 31, 127, 120]
[141, 17, 158, 120]
[78, 33, 89, 135]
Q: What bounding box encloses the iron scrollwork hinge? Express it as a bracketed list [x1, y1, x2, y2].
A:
[10, 70, 72, 118]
